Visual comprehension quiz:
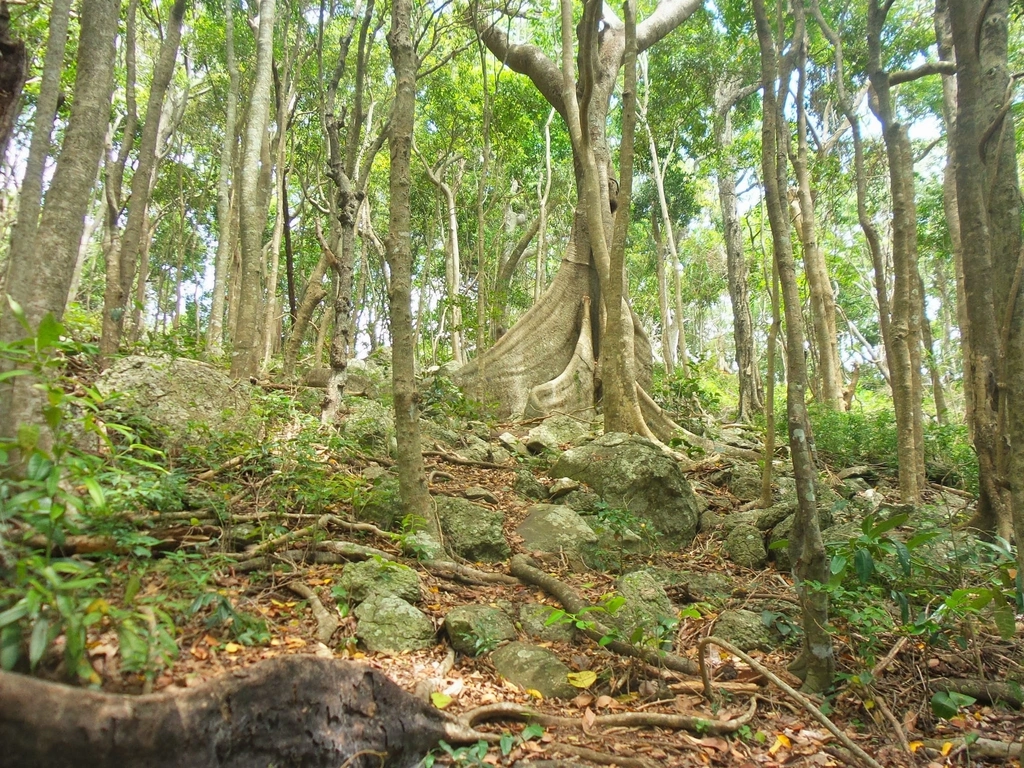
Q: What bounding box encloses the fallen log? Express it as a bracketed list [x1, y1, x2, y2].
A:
[0, 655, 485, 768]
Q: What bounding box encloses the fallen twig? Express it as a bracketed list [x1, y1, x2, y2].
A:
[195, 455, 247, 482]
[509, 555, 699, 675]
[698, 636, 883, 768]
[423, 559, 520, 586]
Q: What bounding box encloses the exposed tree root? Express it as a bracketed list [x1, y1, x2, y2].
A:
[423, 559, 520, 586]
[928, 677, 1024, 708]
[422, 449, 510, 470]
[287, 582, 341, 645]
[545, 742, 657, 768]
[509, 554, 699, 675]
[459, 695, 757, 735]
[920, 736, 1022, 759]
[0, 656, 488, 768]
[698, 637, 884, 768]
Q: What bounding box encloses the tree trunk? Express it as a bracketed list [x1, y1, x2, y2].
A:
[99, 0, 186, 362]
[0, 0, 119, 456]
[714, 82, 762, 420]
[0, 656, 475, 768]
[386, 0, 441, 547]
[948, 0, 1022, 544]
[0, 3, 26, 163]
[652, 212, 675, 371]
[282, 253, 329, 376]
[753, 0, 833, 694]
[535, 108, 556, 303]
[208, 0, 239, 358]
[230, 0, 276, 379]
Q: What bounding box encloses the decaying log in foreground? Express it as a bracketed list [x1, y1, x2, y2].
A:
[0, 655, 482, 768]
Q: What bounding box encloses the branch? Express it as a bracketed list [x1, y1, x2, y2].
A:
[637, 0, 702, 53]
[889, 60, 955, 85]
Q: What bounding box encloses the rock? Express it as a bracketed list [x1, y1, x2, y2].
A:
[713, 609, 772, 651]
[755, 502, 796, 531]
[525, 415, 593, 453]
[342, 399, 395, 454]
[338, 559, 421, 604]
[459, 435, 496, 463]
[516, 505, 598, 558]
[548, 478, 579, 499]
[560, 489, 602, 514]
[550, 433, 700, 544]
[419, 419, 461, 448]
[840, 477, 871, 498]
[490, 642, 576, 699]
[401, 531, 444, 560]
[444, 605, 517, 656]
[721, 511, 760, 534]
[724, 463, 764, 502]
[512, 470, 548, 501]
[699, 510, 725, 533]
[498, 432, 529, 456]
[354, 596, 435, 653]
[518, 603, 575, 643]
[465, 486, 499, 505]
[96, 355, 252, 448]
[352, 475, 401, 530]
[724, 523, 767, 569]
[435, 496, 511, 562]
[641, 568, 734, 600]
[611, 571, 676, 645]
[823, 519, 863, 546]
[768, 515, 794, 571]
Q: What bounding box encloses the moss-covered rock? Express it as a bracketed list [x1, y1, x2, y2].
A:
[518, 603, 575, 643]
[491, 642, 576, 699]
[435, 496, 510, 562]
[444, 605, 517, 656]
[724, 523, 767, 569]
[338, 559, 421, 604]
[713, 609, 772, 651]
[354, 596, 435, 653]
[516, 505, 598, 556]
[611, 571, 676, 645]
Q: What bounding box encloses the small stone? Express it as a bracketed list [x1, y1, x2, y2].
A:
[465, 486, 499, 505]
[525, 415, 593, 453]
[498, 432, 529, 456]
[513, 470, 548, 500]
[699, 509, 724, 533]
[354, 596, 435, 653]
[713, 609, 773, 651]
[548, 478, 580, 498]
[724, 523, 768, 569]
[491, 642, 576, 699]
[444, 605, 517, 656]
[721, 511, 760, 534]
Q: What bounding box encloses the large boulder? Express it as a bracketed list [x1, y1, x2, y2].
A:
[491, 642, 576, 699]
[354, 596, 435, 653]
[337, 559, 421, 604]
[96, 355, 252, 448]
[435, 496, 511, 562]
[724, 523, 768, 569]
[512, 470, 548, 501]
[550, 433, 700, 544]
[516, 505, 598, 558]
[444, 605, 517, 656]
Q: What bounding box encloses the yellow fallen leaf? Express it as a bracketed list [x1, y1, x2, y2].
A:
[941, 742, 954, 756]
[351, 651, 366, 660]
[224, 642, 242, 653]
[769, 734, 791, 756]
[567, 670, 597, 689]
[430, 692, 452, 709]
[908, 741, 924, 753]
[864, 699, 875, 710]
[526, 689, 544, 700]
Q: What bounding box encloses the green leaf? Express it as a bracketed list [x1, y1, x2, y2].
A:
[870, 512, 908, 537]
[894, 541, 911, 577]
[0, 602, 29, 628]
[769, 538, 788, 550]
[82, 477, 107, 512]
[124, 574, 142, 604]
[0, 625, 21, 670]
[830, 554, 848, 575]
[499, 733, 514, 756]
[35, 314, 63, 350]
[521, 723, 544, 740]
[0, 369, 30, 383]
[993, 601, 1016, 640]
[931, 691, 976, 720]
[28, 617, 50, 669]
[854, 548, 875, 584]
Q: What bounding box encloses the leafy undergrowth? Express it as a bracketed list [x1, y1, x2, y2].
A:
[1, 341, 1022, 767]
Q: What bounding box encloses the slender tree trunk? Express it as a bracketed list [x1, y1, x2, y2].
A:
[99, 0, 186, 362]
[386, 0, 440, 547]
[474, 40, 492, 352]
[753, 0, 832, 694]
[0, 0, 119, 455]
[208, 0, 238, 358]
[714, 83, 761, 419]
[282, 254, 329, 376]
[0, 4, 26, 162]
[760, 254, 780, 507]
[535, 108, 555, 303]
[652, 213, 674, 371]
[790, 38, 843, 410]
[231, 0, 276, 379]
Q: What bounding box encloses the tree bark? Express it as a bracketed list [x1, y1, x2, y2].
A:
[230, 0, 276, 379]
[99, 0, 186, 362]
[0, 2, 26, 163]
[386, 0, 440, 546]
[0, 656, 474, 768]
[753, 0, 833, 694]
[948, 0, 1022, 544]
[208, 0, 239, 358]
[0, 0, 119, 456]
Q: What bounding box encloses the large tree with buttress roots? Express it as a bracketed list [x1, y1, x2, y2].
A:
[456, 0, 702, 438]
